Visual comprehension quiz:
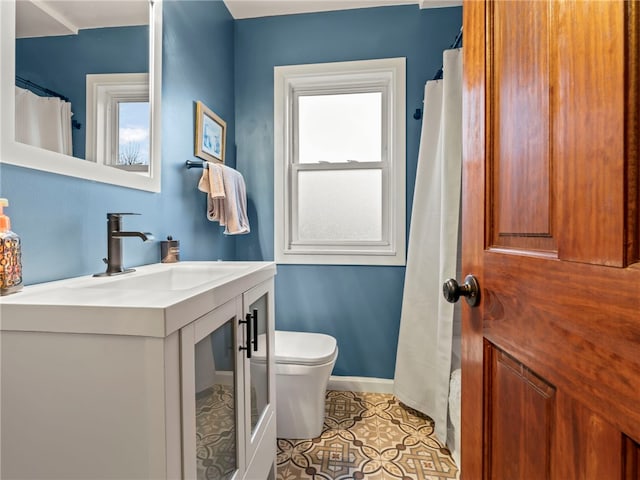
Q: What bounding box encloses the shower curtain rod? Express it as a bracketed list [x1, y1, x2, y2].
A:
[16, 75, 70, 102]
[432, 26, 463, 81]
[413, 26, 463, 120]
[15, 75, 82, 129]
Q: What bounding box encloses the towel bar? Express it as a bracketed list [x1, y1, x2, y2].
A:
[185, 159, 205, 169]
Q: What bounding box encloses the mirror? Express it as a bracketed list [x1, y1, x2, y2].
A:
[0, 0, 162, 192]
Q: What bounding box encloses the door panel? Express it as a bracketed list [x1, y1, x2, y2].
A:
[462, 0, 640, 478]
[552, 391, 623, 480]
[627, 2, 640, 265]
[624, 437, 640, 480]
[490, 0, 555, 253]
[486, 344, 554, 480]
[553, 0, 628, 266]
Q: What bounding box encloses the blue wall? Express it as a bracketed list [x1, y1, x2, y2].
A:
[2, 3, 462, 380]
[234, 5, 462, 378]
[1, 0, 236, 285]
[16, 26, 148, 159]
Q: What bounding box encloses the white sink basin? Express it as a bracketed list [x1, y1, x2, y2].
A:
[0, 261, 276, 338]
[86, 264, 246, 291]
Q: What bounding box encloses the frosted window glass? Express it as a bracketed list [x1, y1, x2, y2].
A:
[298, 93, 381, 163]
[297, 169, 382, 241]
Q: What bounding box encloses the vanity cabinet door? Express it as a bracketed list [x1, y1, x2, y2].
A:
[242, 278, 277, 478]
[181, 298, 246, 480]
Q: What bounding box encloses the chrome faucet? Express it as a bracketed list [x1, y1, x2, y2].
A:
[94, 213, 154, 276]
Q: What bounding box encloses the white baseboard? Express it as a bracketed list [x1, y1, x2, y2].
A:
[327, 376, 394, 394]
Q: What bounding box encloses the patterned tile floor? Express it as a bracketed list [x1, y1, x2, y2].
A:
[276, 391, 459, 480]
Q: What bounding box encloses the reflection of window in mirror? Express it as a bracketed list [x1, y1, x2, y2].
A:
[85, 73, 150, 173]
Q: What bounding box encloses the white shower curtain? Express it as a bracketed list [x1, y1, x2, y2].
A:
[15, 86, 73, 156]
[394, 48, 462, 446]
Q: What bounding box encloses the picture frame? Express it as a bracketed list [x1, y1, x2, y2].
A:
[195, 101, 226, 164]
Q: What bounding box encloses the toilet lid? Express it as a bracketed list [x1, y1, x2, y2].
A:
[252, 330, 337, 366]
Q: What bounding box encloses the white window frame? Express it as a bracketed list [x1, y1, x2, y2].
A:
[85, 73, 149, 168]
[274, 58, 406, 265]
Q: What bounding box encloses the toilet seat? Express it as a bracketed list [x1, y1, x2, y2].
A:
[253, 331, 337, 366]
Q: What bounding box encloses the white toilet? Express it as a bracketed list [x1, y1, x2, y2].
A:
[253, 330, 338, 439]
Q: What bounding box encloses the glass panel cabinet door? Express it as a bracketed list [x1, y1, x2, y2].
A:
[248, 292, 269, 433]
[243, 279, 276, 470]
[182, 299, 245, 480]
[194, 320, 236, 480]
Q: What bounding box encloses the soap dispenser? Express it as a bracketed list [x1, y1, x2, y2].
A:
[0, 199, 23, 295]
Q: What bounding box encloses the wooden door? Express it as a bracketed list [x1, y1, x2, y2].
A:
[462, 1, 640, 478]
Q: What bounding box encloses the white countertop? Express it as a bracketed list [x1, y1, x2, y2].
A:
[0, 261, 276, 338]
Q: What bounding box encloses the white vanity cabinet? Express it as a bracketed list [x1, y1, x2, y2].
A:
[0, 262, 276, 480]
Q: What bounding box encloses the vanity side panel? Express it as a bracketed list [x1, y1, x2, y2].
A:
[0, 331, 168, 479]
[164, 331, 183, 479]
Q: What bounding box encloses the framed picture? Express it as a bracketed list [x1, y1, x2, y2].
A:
[195, 101, 226, 164]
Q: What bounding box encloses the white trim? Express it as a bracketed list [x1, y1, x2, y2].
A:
[0, 0, 162, 193]
[274, 58, 406, 266]
[328, 375, 394, 394]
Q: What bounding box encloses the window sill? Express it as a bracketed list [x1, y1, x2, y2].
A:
[275, 252, 406, 266]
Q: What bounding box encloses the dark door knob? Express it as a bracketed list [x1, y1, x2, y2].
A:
[443, 274, 480, 307]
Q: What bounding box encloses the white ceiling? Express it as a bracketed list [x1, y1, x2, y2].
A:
[223, 0, 461, 19]
[224, 0, 412, 19]
[16, 0, 461, 39]
[16, 0, 148, 39]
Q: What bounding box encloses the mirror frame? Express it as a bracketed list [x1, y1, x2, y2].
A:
[0, 0, 162, 192]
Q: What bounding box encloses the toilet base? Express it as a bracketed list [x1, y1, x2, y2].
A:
[275, 354, 337, 439]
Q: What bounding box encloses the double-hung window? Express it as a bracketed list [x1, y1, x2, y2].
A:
[274, 58, 406, 265]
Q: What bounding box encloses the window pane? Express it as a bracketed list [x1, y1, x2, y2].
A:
[118, 101, 150, 165]
[298, 92, 381, 164]
[297, 169, 382, 242]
